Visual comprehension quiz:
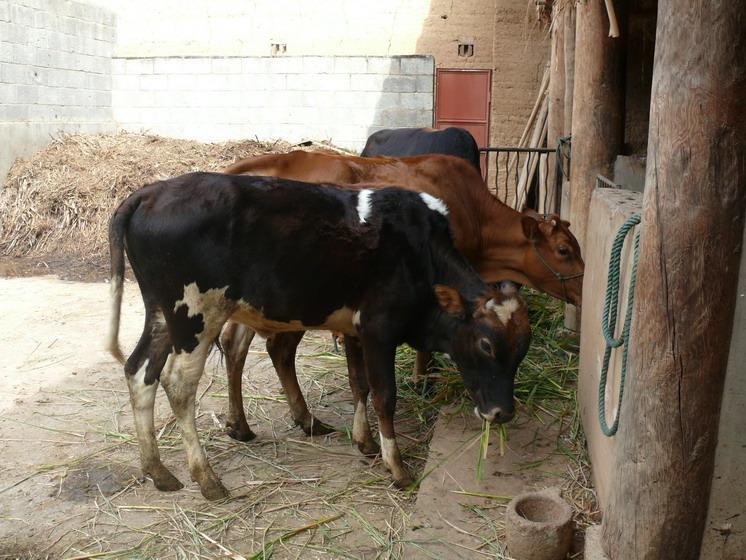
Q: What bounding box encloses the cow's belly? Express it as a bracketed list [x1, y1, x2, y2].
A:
[230, 301, 358, 338]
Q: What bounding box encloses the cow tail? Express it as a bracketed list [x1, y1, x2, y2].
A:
[105, 193, 142, 364]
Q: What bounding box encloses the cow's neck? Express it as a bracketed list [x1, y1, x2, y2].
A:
[472, 196, 535, 288]
[409, 240, 487, 353]
[411, 308, 457, 353]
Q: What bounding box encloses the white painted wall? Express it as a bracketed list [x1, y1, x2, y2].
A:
[1, 1, 436, 179]
[111, 55, 434, 152]
[0, 0, 115, 179]
[85, 0, 433, 58]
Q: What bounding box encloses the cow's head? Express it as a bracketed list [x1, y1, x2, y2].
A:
[433, 281, 531, 423]
[520, 209, 584, 307]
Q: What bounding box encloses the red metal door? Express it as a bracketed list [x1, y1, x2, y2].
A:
[435, 69, 492, 177]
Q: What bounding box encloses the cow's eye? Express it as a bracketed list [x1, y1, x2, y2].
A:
[478, 338, 494, 357]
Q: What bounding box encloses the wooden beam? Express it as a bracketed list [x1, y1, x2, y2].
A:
[604, 0, 620, 38]
[546, 2, 566, 213]
[601, 1, 746, 558]
[561, 3, 578, 330]
[562, 4, 576, 145]
[568, 0, 626, 254]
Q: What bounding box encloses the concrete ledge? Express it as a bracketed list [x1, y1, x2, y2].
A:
[585, 525, 610, 560]
[577, 187, 642, 511]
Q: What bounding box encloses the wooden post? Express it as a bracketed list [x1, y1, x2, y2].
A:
[602, 1, 746, 558]
[546, 3, 566, 213]
[561, 3, 578, 330]
[562, 5, 575, 168]
[567, 0, 626, 253]
[560, 3, 575, 216]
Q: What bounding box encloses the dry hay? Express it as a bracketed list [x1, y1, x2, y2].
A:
[0, 132, 300, 260]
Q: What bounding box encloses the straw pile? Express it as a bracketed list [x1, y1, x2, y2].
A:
[0, 132, 298, 259]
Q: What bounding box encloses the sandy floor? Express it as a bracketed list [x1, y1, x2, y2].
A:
[0, 276, 423, 559]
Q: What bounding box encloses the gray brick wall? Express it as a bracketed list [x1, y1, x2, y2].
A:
[111, 55, 434, 152]
[0, 0, 115, 179]
[1, 2, 433, 182]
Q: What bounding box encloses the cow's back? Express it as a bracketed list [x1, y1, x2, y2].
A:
[228, 151, 488, 262]
[124, 173, 449, 337]
[362, 127, 481, 174]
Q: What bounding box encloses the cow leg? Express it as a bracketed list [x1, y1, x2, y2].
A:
[363, 338, 413, 489]
[125, 310, 183, 492]
[266, 332, 335, 436]
[221, 321, 257, 442]
[160, 341, 229, 501]
[345, 335, 379, 456]
[413, 351, 433, 386]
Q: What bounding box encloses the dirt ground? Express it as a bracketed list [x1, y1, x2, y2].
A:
[0, 274, 430, 559]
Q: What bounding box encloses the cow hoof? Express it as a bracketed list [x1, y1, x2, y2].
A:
[226, 421, 257, 442]
[357, 439, 381, 458]
[148, 466, 184, 492]
[201, 479, 230, 501]
[298, 417, 336, 436]
[394, 475, 415, 490]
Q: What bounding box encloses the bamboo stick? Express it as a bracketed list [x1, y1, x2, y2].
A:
[604, 0, 620, 38]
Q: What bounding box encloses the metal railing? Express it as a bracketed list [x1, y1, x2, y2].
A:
[596, 174, 621, 189]
[480, 137, 571, 213]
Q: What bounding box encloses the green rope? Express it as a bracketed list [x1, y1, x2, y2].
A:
[598, 213, 641, 437]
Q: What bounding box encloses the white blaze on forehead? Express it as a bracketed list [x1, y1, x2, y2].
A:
[419, 192, 449, 216]
[357, 189, 374, 223]
[485, 297, 520, 325]
[352, 310, 361, 327]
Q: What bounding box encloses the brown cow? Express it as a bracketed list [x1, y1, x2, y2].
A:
[218, 150, 584, 442]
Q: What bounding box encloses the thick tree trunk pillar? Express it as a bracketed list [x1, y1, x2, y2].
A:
[546, 4, 565, 214]
[602, 1, 746, 559]
[568, 0, 625, 253]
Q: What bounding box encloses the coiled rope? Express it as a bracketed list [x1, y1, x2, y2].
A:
[598, 213, 641, 436]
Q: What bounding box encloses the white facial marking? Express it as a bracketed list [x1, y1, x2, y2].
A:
[499, 281, 518, 296]
[480, 407, 502, 423]
[357, 189, 374, 224]
[419, 192, 449, 216]
[353, 401, 369, 443]
[352, 310, 361, 327]
[485, 297, 520, 325]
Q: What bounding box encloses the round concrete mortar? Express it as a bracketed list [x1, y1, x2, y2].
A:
[505, 487, 573, 560]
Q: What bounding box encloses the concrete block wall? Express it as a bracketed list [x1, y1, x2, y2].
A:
[0, 0, 115, 179]
[111, 55, 434, 152]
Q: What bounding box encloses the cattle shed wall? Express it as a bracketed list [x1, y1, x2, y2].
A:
[111, 56, 434, 152]
[89, 0, 549, 149]
[0, 0, 115, 180]
[2, 0, 548, 180]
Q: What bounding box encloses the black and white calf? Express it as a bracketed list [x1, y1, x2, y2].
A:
[106, 173, 530, 499]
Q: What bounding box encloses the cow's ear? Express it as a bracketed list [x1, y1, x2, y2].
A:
[434, 284, 465, 316]
[521, 216, 540, 240]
